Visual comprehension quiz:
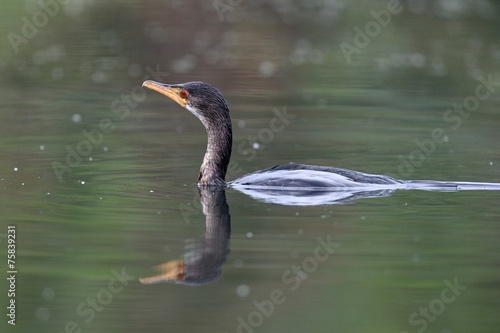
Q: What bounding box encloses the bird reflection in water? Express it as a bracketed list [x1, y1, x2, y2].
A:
[137, 183, 396, 287]
[140, 187, 230, 286]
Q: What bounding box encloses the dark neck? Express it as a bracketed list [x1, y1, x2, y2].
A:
[198, 121, 232, 186]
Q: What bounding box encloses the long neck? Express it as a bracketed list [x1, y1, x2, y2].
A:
[198, 121, 232, 186]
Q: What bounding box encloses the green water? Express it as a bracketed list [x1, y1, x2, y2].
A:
[1, 1, 500, 332]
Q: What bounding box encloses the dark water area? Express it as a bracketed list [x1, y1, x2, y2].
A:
[1, 1, 500, 332]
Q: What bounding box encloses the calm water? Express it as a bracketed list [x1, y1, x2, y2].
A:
[1, 1, 500, 332]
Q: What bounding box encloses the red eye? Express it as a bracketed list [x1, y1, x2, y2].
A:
[179, 89, 189, 98]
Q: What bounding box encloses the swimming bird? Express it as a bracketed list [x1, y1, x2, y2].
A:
[142, 80, 500, 193]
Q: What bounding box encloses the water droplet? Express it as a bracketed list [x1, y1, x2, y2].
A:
[35, 307, 51, 321]
[259, 61, 276, 77]
[410, 53, 426, 68]
[236, 284, 250, 298]
[92, 71, 107, 83]
[171, 54, 196, 73]
[71, 114, 82, 123]
[42, 287, 55, 300]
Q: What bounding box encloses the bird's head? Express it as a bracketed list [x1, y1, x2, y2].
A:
[142, 80, 230, 130]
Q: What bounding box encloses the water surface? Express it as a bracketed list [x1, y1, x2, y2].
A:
[1, 1, 500, 333]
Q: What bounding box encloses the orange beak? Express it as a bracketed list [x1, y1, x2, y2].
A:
[139, 259, 185, 284]
[143, 80, 187, 107]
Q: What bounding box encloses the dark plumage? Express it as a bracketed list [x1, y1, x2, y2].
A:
[180, 82, 232, 185]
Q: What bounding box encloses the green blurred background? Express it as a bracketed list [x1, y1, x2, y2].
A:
[1, 1, 500, 332]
